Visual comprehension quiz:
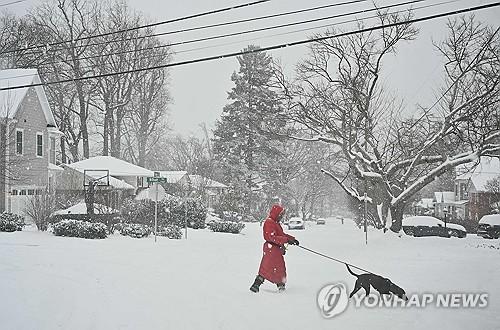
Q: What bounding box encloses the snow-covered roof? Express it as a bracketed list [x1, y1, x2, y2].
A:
[135, 186, 173, 201]
[158, 171, 188, 183]
[68, 156, 154, 177]
[456, 157, 500, 192]
[48, 163, 64, 171]
[62, 164, 135, 190]
[0, 69, 57, 127]
[188, 175, 227, 189]
[434, 192, 455, 203]
[53, 202, 119, 215]
[416, 198, 434, 208]
[479, 214, 500, 226]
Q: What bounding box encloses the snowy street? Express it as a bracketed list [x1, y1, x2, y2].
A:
[1, 219, 499, 330]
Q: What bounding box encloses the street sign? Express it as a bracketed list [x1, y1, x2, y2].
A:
[147, 177, 167, 183]
[148, 184, 166, 202]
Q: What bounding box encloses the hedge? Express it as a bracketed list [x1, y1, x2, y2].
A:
[207, 221, 245, 234]
[0, 213, 26, 232]
[53, 220, 107, 239]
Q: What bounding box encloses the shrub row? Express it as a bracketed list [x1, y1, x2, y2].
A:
[157, 225, 183, 239]
[0, 213, 26, 232]
[207, 221, 245, 234]
[120, 198, 207, 229]
[120, 223, 151, 238]
[53, 220, 107, 239]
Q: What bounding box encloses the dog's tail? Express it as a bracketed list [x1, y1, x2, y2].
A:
[346, 264, 359, 277]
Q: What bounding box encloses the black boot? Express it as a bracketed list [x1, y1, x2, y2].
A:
[250, 275, 264, 293]
[277, 283, 286, 292]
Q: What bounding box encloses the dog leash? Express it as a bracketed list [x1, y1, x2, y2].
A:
[296, 245, 375, 275]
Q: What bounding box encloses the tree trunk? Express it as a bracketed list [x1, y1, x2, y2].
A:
[103, 110, 110, 156]
[60, 136, 67, 164]
[389, 205, 405, 232]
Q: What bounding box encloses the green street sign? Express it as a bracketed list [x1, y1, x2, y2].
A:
[147, 177, 167, 183]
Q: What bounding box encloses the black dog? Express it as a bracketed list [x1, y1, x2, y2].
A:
[346, 264, 408, 301]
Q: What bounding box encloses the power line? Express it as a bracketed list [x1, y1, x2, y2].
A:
[22, 0, 427, 64]
[1, 0, 271, 55]
[174, 0, 460, 56]
[1, 1, 499, 92]
[0, 0, 27, 8]
[0, 0, 444, 79]
[136, 0, 372, 37]
[0, 0, 459, 83]
[46, 0, 375, 53]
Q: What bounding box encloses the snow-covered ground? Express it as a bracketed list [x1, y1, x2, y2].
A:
[1, 219, 499, 330]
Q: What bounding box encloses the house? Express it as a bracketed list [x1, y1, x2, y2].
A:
[188, 174, 228, 209]
[156, 171, 190, 196]
[154, 171, 228, 208]
[0, 68, 63, 215]
[413, 198, 434, 216]
[455, 157, 500, 222]
[66, 156, 154, 190]
[433, 191, 456, 219]
[55, 163, 135, 210]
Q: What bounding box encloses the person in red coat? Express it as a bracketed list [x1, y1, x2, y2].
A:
[250, 204, 299, 293]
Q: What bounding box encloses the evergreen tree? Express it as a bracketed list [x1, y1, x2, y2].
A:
[213, 45, 283, 216]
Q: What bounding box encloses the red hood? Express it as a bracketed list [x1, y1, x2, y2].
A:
[268, 204, 284, 222]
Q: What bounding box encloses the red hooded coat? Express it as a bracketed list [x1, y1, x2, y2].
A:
[258, 204, 295, 284]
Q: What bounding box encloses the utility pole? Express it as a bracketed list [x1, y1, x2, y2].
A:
[154, 182, 158, 243]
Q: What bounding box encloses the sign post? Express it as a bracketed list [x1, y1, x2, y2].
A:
[147, 173, 167, 243]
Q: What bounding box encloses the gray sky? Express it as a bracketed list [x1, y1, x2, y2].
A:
[6, 0, 500, 137]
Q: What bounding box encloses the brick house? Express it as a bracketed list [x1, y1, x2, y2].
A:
[455, 157, 500, 223]
[0, 69, 63, 214]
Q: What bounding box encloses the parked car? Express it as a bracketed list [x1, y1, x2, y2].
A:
[288, 217, 305, 230]
[316, 218, 326, 225]
[477, 214, 500, 239]
[402, 216, 466, 238]
[446, 223, 467, 238]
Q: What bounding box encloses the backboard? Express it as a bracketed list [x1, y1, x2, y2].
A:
[83, 169, 110, 187]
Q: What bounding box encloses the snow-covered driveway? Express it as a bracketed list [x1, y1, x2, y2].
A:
[1, 220, 499, 330]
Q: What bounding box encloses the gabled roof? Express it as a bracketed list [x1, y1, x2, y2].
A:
[158, 171, 188, 183]
[61, 164, 135, 190]
[0, 69, 57, 127]
[53, 202, 119, 215]
[68, 156, 154, 177]
[456, 157, 500, 192]
[434, 191, 455, 203]
[188, 174, 227, 189]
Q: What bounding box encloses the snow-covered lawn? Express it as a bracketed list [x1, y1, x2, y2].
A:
[1, 219, 499, 330]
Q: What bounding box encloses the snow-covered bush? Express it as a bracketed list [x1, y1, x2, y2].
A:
[207, 221, 245, 234]
[0, 213, 26, 232]
[120, 223, 151, 238]
[121, 197, 207, 229]
[121, 199, 163, 226]
[157, 225, 182, 239]
[180, 198, 207, 229]
[53, 220, 107, 239]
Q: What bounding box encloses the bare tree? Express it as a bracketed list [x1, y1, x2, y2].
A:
[13, 0, 103, 161]
[24, 190, 57, 231]
[276, 13, 500, 232]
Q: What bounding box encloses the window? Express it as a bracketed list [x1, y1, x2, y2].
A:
[19, 190, 26, 196]
[27, 189, 35, 195]
[50, 137, 56, 163]
[16, 129, 23, 154]
[36, 133, 43, 157]
[11, 189, 18, 196]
